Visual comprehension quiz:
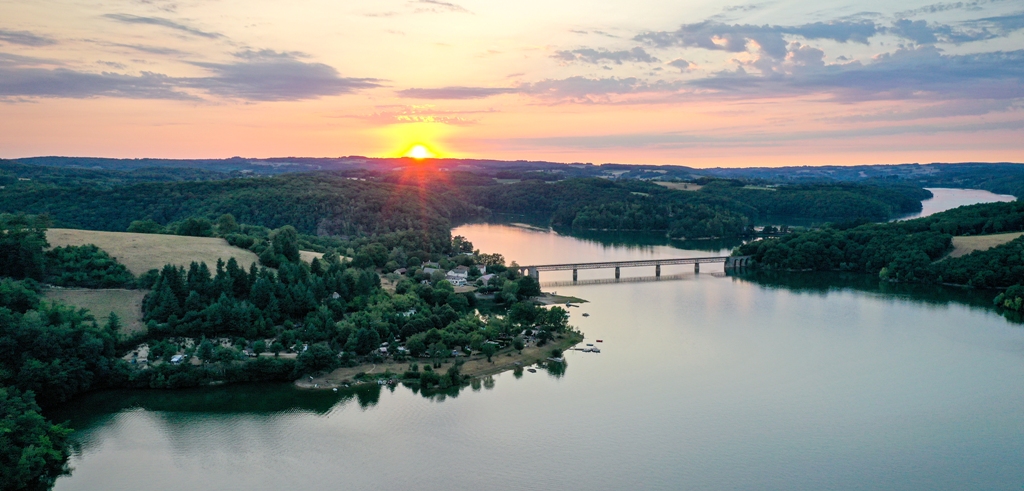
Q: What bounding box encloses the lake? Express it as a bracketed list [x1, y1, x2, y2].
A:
[894, 187, 1016, 221]
[54, 190, 1024, 491]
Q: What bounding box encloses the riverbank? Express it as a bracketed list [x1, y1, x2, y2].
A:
[536, 292, 588, 305]
[296, 331, 584, 390]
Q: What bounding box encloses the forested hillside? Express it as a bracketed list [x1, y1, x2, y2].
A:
[0, 168, 930, 242]
[0, 173, 485, 250]
[738, 200, 1024, 288]
[0, 160, 232, 189]
[469, 178, 928, 238]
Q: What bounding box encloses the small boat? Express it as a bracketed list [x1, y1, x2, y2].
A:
[527, 368, 537, 373]
[582, 313, 590, 317]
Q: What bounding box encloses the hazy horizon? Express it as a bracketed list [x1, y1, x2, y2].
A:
[2, 0, 1023, 166]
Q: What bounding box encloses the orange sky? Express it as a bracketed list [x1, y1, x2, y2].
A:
[1, 0, 1022, 166]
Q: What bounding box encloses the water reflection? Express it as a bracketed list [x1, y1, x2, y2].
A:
[56, 215, 1024, 491]
[893, 188, 1016, 221]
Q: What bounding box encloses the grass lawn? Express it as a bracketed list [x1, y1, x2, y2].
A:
[47, 228, 261, 275]
[45, 288, 148, 337]
[948, 232, 1024, 258]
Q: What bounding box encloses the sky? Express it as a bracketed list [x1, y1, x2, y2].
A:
[1, 0, 1023, 167]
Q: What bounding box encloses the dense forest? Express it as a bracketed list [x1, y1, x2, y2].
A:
[468, 178, 927, 238]
[738, 200, 1024, 304]
[0, 173, 485, 251]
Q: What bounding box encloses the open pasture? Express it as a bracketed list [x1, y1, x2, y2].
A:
[46, 228, 261, 275]
[45, 288, 147, 337]
[949, 232, 1024, 258]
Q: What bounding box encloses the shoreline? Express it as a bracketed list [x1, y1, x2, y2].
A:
[295, 332, 585, 390]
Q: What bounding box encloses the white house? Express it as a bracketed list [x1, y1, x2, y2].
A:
[447, 269, 468, 279]
[446, 274, 468, 286]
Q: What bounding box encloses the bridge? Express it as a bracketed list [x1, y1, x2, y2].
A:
[519, 256, 751, 281]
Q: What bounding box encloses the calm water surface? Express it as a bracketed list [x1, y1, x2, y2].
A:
[55, 195, 1024, 491]
[894, 188, 1015, 220]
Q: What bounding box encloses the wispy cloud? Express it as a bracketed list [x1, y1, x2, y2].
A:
[397, 76, 689, 103]
[397, 86, 516, 99]
[887, 15, 1024, 44]
[0, 29, 57, 47]
[636, 20, 878, 58]
[105, 42, 190, 56]
[103, 13, 222, 39]
[0, 62, 194, 101]
[351, 105, 489, 125]
[186, 50, 381, 101]
[691, 46, 1024, 102]
[0, 49, 381, 102]
[827, 99, 1017, 123]
[896, 0, 989, 17]
[524, 76, 685, 102]
[507, 119, 1024, 150]
[553, 47, 658, 65]
[414, 0, 471, 14]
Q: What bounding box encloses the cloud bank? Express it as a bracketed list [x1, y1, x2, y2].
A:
[0, 50, 380, 102]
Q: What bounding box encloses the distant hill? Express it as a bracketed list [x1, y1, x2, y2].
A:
[9, 156, 1024, 196]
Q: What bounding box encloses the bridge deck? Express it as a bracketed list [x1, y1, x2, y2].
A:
[524, 256, 728, 271]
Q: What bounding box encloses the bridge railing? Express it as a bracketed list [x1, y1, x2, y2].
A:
[519, 256, 751, 281]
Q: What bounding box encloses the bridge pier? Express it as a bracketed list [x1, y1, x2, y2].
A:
[724, 255, 752, 270]
[694, 263, 699, 274]
[655, 264, 661, 277]
[615, 266, 620, 279]
[573, 269, 578, 282]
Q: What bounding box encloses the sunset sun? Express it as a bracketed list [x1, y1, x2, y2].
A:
[404, 144, 436, 160]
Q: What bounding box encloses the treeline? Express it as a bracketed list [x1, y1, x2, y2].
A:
[0, 173, 485, 251]
[0, 160, 231, 190]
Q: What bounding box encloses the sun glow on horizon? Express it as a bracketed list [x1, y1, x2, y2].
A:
[404, 144, 437, 160]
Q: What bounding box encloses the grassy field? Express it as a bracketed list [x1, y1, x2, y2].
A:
[299, 250, 324, 264]
[45, 288, 147, 337]
[655, 182, 703, 191]
[47, 228, 261, 275]
[948, 232, 1024, 258]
